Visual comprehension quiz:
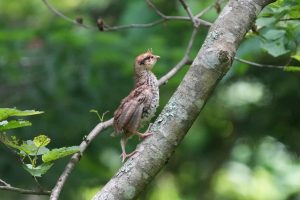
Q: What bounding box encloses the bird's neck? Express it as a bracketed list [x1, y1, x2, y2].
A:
[135, 70, 158, 88]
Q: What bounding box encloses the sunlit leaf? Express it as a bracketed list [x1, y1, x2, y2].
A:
[0, 135, 49, 155]
[42, 146, 80, 162]
[33, 135, 51, 147]
[283, 66, 300, 72]
[291, 55, 300, 61]
[22, 163, 53, 177]
[20, 140, 49, 156]
[0, 108, 43, 121]
[0, 120, 31, 131]
[0, 133, 21, 150]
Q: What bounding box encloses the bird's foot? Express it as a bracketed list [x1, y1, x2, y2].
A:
[120, 150, 139, 162]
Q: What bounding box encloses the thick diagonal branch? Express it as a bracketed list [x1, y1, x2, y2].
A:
[92, 0, 274, 199]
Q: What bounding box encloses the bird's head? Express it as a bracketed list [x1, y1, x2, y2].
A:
[135, 49, 160, 71]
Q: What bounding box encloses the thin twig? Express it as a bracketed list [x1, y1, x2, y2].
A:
[279, 18, 300, 21]
[195, 4, 214, 18]
[42, 0, 212, 31]
[234, 57, 284, 69]
[104, 19, 166, 31]
[194, 0, 225, 18]
[159, 28, 199, 85]
[178, 0, 197, 26]
[103, 17, 211, 31]
[0, 179, 10, 186]
[146, 0, 212, 27]
[145, 0, 166, 18]
[49, 118, 113, 200]
[42, 0, 93, 29]
[0, 178, 50, 195]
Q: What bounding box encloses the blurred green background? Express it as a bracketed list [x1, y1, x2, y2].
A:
[1, 0, 300, 199]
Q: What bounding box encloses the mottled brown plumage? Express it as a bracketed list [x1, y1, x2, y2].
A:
[113, 50, 160, 162]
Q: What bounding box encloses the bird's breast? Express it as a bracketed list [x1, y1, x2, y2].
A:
[141, 86, 159, 123]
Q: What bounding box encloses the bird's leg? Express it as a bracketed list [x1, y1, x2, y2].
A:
[120, 137, 138, 162]
[130, 123, 153, 140]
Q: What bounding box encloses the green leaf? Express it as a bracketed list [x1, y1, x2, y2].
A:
[262, 29, 285, 40]
[261, 38, 289, 57]
[0, 120, 31, 131]
[256, 17, 276, 27]
[0, 134, 49, 155]
[42, 146, 80, 162]
[283, 66, 300, 72]
[291, 55, 300, 61]
[0, 133, 21, 150]
[20, 140, 49, 156]
[33, 135, 51, 147]
[22, 163, 53, 177]
[0, 108, 43, 121]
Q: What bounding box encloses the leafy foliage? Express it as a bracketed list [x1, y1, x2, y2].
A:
[255, 0, 300, 58]
[0, 133, 80, 178]
[0, 108, 80, 179]
[0, 108, 43, 121]
[33, 135, 51, 147]
[0, 108, 43, 131]
[22, 163, 54, 178]
[42, 146, 81, 163]
[0, 120, 31, 131]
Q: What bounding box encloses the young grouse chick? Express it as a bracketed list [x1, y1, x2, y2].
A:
[113, 50, 160, 162]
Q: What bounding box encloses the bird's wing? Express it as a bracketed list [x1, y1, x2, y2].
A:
[113, 85, 152, 134]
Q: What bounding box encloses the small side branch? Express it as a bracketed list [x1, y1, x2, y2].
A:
[0, 178, 50, 196]
[42, 0, 211, 31]
[42, 0, 93, 29]
[178, 0, 197, 26]
[49, 118, 114, 200]
[234, 57, 285, 69]
[159, 27, 199, 85]
[145, 0, 165, 18]
[279, 18, 300, 21]
[195, 0, 225, 18]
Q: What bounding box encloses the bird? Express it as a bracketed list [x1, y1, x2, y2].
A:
[113, 50, 160, 162]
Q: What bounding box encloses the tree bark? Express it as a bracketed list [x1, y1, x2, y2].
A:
[92, 0, 274, 199]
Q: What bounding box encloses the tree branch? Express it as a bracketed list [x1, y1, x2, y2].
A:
[0, 178, 50, 196]
[194, 0, 225, 18]
[48, 0, 280, 199]
[49, 118, 113, 200]
[41, 0, 93, 29]
[145, 0, 166, 18]
[50, 26, 199, 199]
[158, 27, 198, 85]
[92, 0, 275, 199]
[178, 0, 197, 26]
[42, 0, 212, 31]
[234, 57, 285, 69]
[279, 18, 300, 21]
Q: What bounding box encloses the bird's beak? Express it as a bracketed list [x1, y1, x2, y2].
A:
[155, 55, 160, 59]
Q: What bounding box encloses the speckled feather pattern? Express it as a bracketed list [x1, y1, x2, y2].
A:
[113, 52, 159, 137]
